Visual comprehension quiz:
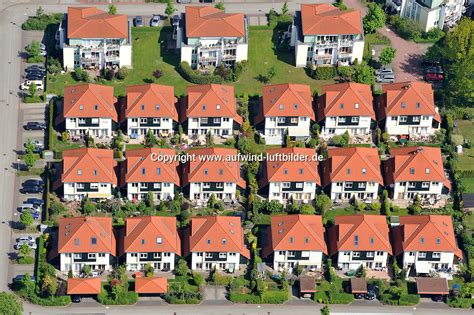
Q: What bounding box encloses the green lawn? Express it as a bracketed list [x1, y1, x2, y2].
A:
[453, 120, 474, 192]
[324, 207, 380, 223]
[47, 26, 333, 97]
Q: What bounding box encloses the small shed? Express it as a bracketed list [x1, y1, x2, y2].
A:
[67, 277, 101, 296]
[416, 278, 449, 296]
[350, 277, 368, 295]
[299, 276, 316, 298]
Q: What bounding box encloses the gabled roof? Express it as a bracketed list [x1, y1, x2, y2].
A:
[67, 7, 129, 39]
[63, 84, 118, 121]
[181, 148, 245, 188]
[67, 278, 101, 295]
[125, 84, 178, 121]
[384, 146, 450, 189]
[62, 148, 117, 185]
[125, 148, 179, 185]
[256, 84, 314, 124]
[416, 278, 449, 295]
[124, 216, 181, 255]
[266, 215, 327, 254]
[185, 6, 245, 38]
[58, 216, 116, 255]
[318, 82, 374, 121]
[392, 215, 462, 258]
[135, 277, 168, 294]
[328, 215, 392, 256]
[259, 148, 321, 187]
[186, 216, 249, 258]
[183, 84, 242, 124]
[378, 81, 438, 120]
[322, 147, 383, 186]
[300, 4, 362, 36]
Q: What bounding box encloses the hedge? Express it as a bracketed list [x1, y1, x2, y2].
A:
[177, 62, 224, 84]
[316, 66, 336, 80]
[398, 294, 420, 306]
[329, 292, 353, 304]
[447, 297, 473, 308]
[24, 294, 71, 306]
[97, 288, 138, 305]
[48, 99, 55, 151]
[229, 292, 261, 304]
[260, 291, 288, 304]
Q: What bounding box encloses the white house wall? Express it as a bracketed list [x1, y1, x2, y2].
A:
[60, 252, 111, 274]
[330, 182, 379, 201]
[336, 251, 388, 270]
[273, 250, 323, 272]
[268, 181, 316, 203]
[126, 182, 175, 201]
[191, 252, 241, 271]
[385, 115, 435, 136]
[63, 182, 113, 201]
[125, 252, 176, 271]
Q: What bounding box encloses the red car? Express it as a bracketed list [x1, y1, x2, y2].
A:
[424, 72, 443, 81]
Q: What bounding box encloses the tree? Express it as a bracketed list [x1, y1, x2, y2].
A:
[41, 273, 58, 296]
[23, 139, 37, 170]
[337, 66, 354, 82]
[207, 193, 217, 209]
[356, 265, 366, 278]
[0, 292, 23, 315]
[82, 197, 96, 215]
[267, 66, 277, 81]
[145, 129, 157, 147]
[381, 190, 391, 216]
[363, 3, 386, 34]
[82, 264, 92, 276]
[379, 47, 396, 66]
[266, 200, 283, 213]
[115, 67, 128, 80]
[408, 195, 422, 214]
[147, 191, 155, 211]
[36, 6, 45, 17]
[281, 1, 289, 15]
[174, 259, 188, 276]
[28, 81, 38, 97]
[165, 0, 176, 18]
[300, 203, 315, 214]
[20, 211, 34, 228]
[25, 40, 41, 59]
[108, 4, 117, 15]
[320, 304, 330, 315]
[214, 2, 225, 10]
[19, 242, 32, 258]
[353, 61, 375, 85]
[144, 263, 154, 277]
[315, 194, 332, 215]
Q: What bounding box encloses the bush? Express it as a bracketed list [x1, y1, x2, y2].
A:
[330, 292, 354, 304]
[314, 290, 329, 304]
[17, 256, 35, 264]
[104, 68, 115, 80]
[447, 297, 473, 308]
[388, 16, 422, 41]
[22, 12, 63, 30]
[260, 290, 288, 304]
[72, 67, 90, 82]
[315, 66, 336, 80]
[178, 61, 224, 84]
[153, 69, 162, 79]
[97, 287, 138, 305]
[115, 67, 129, 80]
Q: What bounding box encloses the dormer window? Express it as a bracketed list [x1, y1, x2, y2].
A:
[141, 104, 145, 110]
[410, 168, 415, 174]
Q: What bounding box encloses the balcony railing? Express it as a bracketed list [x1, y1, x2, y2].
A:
[222, 54, 237, 61]
[106, 44, 120, 51]
[80, 56, 99, 63]
[315, 41, 338, 47]
[199, 56, 217, 62]
[105, 55, 120, 62]
[314, 54, 332, 60]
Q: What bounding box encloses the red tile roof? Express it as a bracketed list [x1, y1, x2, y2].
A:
[392, 215, 462, 258]
[125, 148, 180, 186]
[67, 277, 101, 295]
[58, 216, 116, 255]
[67, 7, 129, 39]
[124, 216, 181, 255]
[182, 84, 242, 124]
[181, 148, 245, 188]
[185, 6, 245, 38]
[61, 148, 117, 185]
[300, 4, 362, 36]
[186, 216, 249, 258]
[125, 84, 178, 121]
[384, 146, 450, 190]
[322, 147, 383, 187]
[63, 84, 118, 121]
[328, 215, 392, 255]
[255, 84, 314, 124]
[265, 215, 327, 255]
[135, 276, 168, 294]
[318, 82, 374, 121]
[378, 81, 438, 120]
[259, 148, 321, 187]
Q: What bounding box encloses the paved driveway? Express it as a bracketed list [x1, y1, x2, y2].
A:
[202, 285, 231, 305]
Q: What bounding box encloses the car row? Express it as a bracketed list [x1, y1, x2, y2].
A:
[20, 179, 45, 195]
[14, 239, 37, 250]
[375, 67, 395, 83]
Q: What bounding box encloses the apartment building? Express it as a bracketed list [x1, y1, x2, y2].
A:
[377, 81, 441, 138]
[181, 148, 245, 203]
[184, 216, 250, 271]
[255, 84, 315, 145]
[124, 84, 178, 138]
[123, 148, 179, 202]
[58, 216, 116, 274]
[59, 148, 117, 201]
[61, 84, 118, 138]
[318, 82, 375, 139]
[58, 7, 132, 71]
[321, 147, 383, 201]
[177, 6, 248, 69]
[384, 146, 451, 201]
[123, 216, 181, 272]
[262, 215, 327, 272]
[392, 215, 463, 276]
[328, 215, 391, 271]
[290, 4, 364, 67]
[259, 147, 320, 204]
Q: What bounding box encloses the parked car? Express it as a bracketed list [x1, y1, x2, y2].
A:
[177, 0, 192, 3]
[354, 292, 365, 299]
[31, 211, 40, 220]
[150, 15, 160, 27]
[20, 186, 44, 194]
[376, 74, 395, 83]
[17, 204, 40, 213]
[133, 16, 143, 27]
[425, 66, 443, 75]
[25, 65, 45, 73]
[25, 198, 45, 207]
[20, 80, 44, 91]
[366, 284, 376, 300]
[31, 140, 44, 149]
[432, 295, 444, 302]
[424, 73, 444, 81]
[375, 66, 393, 76]
[172, 15, 180, 26]
[25, 73, 45, 81]
[15, 240, 37, 250]
[22, 179, 44, 188]
[13, 274, 36, 282]
[71, 295, 82, 303]
[17, 236, 35, 243]
[24, 122, 46, 130]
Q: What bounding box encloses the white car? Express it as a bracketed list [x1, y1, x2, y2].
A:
[17, 236, 35, 243]
[20, 80, 44, 91]
[150, 15, 160, 27]
[18, 204, 40, 213]
[375, 67, 393, 76]
[15, 240, 37, 250]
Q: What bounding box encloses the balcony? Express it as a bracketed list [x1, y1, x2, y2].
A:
[106, 44, 121, 51]
[338, 52, 352, 58]
[199, 56, 217, 62]
[80, 46, 102, 52]
[199, 44, 222, 51]
[315, 41, 338, 47]
[314, 54, 332, 60]
[105, 55, 120, 62]
[80, 56, 100, 63]
[222, 54, 237, 61]
[339, 40, 354, 47]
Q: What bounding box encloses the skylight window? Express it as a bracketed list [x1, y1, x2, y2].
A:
[93, 169, 97, 176]
[370, 237, 374, 245]
[77, 169, 82, 175]
[156, 104, 160, 110]
[294, 104, 298, 109]
[94, 105, 99, 110]
[279, 104, 284, 110]
[340, 103, 344, 109]
[141, 168, 146, 175]
[425, 168, 430, 174]
[91, 237, 97, 245]
[362, 168, 366, 174]
[204, 168, 208, 175]
[79, 105, 84, 110]
[346, 168, 351, 175]
[141, 104, 145, 110]
[401, 101, 406, 108]
[354, 235, 359, 246]
[299, 168, 304, 175]
[284, 168, 288, 175]
[217, 104, 221, 110]
[202, 105, 206, 110]
[420, 237, 425, 245]
[289, 237, 294, 243]
[355, 103, 359, 109]
[207, 239, 211, 245]
[141, 239, 145, 245]
[156, 237, 163, 244]
[435, 238, 440, 244]
[222, 238, 227, 245]
[410, 168, 415, 174]
[74, 238, 80, 245]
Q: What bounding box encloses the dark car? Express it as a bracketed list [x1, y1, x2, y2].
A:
[133, 16, 143, 27]
[25, 65, 45, 71]
[354, 293, 365, 299]
[13, 274, 36, 282]
[366, 284, 376, 300]
[21, 186, 44, 194]
[172, 15, 180, 26]
[25, 198, 45, 207]
[24, 122, 46, 130]
[22, 179, 44, 187]
[25, 74, 45, 81]
[71, 295, 82, 303]
[432, 295, 444, 302]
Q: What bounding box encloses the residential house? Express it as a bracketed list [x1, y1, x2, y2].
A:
[124, 84, 178, 138]
[180, 84, 242, 141]
[123, 148, 179, 201]
[123, 216, 181, 272]
[392, 215, 463, 276]
[259, 147, 320, 204]
[321, 147, 383, 201]
[318, 82, 375, 139]
[377, 81, 441, 139]
[177, 6, 248, 69]
[383, 146, 451, 202]
[60, 148, 117, 201]
[184, 216, 250, 271]
[255, 84, 315, 145]
[181, 147, 245, 203]
[290, 4, 364, 67]
[262, 214, 327, 272]
[58, 7, 132, 70]
[328, 215, 392, 271]
[61, 84, 118, 138]
[58, 216, 116, 273]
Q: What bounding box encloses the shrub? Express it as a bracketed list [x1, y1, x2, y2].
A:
[22, 11, 63, 31]
[47, 57, 62, 75]
[388, 16, 422, 41]
[178, 61, 224, 84]
[330, 292, 354, 304]
[153, 69, 162, 79]
[17, 256, 35, 264]
[115, 67, 129, 80]
[260, 290, 288, 304]
[104, 68, 115, 80]
[315, 66, 336, 80]
[72, 67, 90, 82]
[447, 297, 473, 308]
